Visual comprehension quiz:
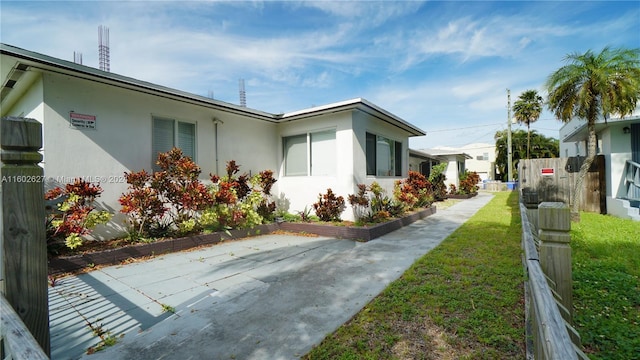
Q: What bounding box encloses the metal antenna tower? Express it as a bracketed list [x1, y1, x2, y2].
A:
[98, 25, 110, 72]
[73, 51, 83, 65]
[239, 78, 246, 107]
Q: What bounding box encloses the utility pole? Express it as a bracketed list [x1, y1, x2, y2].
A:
[507, 89, 513, 182]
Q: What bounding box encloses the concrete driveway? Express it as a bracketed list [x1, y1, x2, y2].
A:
[49, 192, 493, 360]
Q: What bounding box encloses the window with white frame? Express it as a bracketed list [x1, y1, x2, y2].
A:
[152, 117, 196, 170]
[366, 132, 402, 176]
[283, 130, 336, 176]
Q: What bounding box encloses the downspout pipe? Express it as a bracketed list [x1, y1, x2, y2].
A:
[213, 117, 223, 175]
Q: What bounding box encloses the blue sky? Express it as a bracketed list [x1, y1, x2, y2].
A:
[1, 1, 639, 149]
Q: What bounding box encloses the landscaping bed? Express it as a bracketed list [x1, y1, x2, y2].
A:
[49, 207, 436, 275]
[447, 192, 478, 199]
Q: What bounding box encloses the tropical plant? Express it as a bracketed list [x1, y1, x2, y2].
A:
[45, 178, 112, 251]
[120, 148, 212, 238]
[458, 170, 480, 195]
[155, 148, 213, 226]
[513, 89, 544, 159]
[494, 129, 559, 180]
[369, 182, 404, 220]
[394, 170, 433, 209]
[428, 163, 448, 201]
[202, 161, 275, 231]
[546, 46, 640, 216]
[119, 169, 169, 239]
[313, 188, 346, 222]
[120, 151, 277, 238]
[347, 184, 370, 222]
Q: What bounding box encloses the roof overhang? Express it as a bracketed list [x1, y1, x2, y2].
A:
[280, 98, 426, 137]
[1, 43, 276, 121]
[409, 148, 445, 161]
[1, 43, 427, 136]
[561, 113, 640, 142]
[418, 148, 472, 160]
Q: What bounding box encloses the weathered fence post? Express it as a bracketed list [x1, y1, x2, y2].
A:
[538, 202, 572, 324]
[1, 116, 50, 355]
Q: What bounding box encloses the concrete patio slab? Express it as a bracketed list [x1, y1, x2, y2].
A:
[48, 192, 494, 360]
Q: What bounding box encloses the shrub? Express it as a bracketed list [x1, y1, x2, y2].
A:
[45, 178, 112, 251]
[313, 188, 346, 222]
[120, 148, 212, 238]
[155, 148, 213, 225]
[459, 170, 480, 195]
[119, 152, 278, 239]
[202, 161, 277, 231]
[394, 170, 433, 209]
[119, 170, 169, 239]
[348, 184, 370, 222]
[428, 163, 448, 201]
[369, 182, 404, 221]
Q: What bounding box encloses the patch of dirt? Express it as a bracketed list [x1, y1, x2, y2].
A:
[389, 318, 475, 360]
[48, 237, 136, 258]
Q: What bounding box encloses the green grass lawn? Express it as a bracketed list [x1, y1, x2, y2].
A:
[571, 212, 640, 359]
[304, 191, 525, 359]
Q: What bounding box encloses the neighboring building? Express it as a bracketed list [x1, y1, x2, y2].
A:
[408, 149, 442, 178]
[1, 44, 426, 237]
[433, 143, 496, 181]
[413, 148, 471, 189]
[559, 112, 640, 220]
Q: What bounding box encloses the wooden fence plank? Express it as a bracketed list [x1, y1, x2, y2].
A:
[519, 156, 605, 214]
[1, 116, 50, 356]
[1, 294, 49, 360]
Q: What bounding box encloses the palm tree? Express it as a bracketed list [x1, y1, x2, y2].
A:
[513, 89, 543, 159]
[546, 46, 640, 217]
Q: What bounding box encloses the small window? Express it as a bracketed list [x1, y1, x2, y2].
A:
[283, 134, 308, 176]
[283, 130, 336, 176]
[311, 130, 336, 176]
[152, 117, 196, 170]
[366, 132, 402, 176]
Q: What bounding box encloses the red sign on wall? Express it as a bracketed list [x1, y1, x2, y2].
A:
[541, 168, 555, 176]
[70, 112, 96, 130]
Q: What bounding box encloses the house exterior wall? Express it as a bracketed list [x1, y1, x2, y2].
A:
[1, 48, 422, 235]
[4, 71, 280, 238]
[597, 124, 632, 198]
[275, 110, 354, 218]
[353, 109, 409, 198]
[443, 157, 461, 189]
[559, 115, 640, 220]
[560, 119, 634, 198]
[275, 109, 414, 221]
[2, 74, 45, 121]
[458, 143, 495, 181]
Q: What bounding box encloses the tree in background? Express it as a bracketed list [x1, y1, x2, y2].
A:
[495, 129, 559, 180]
[513, 89, 544, 159]
[546, 46, 640, 217]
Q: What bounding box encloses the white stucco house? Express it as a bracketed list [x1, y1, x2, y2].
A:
[411, 148, 471, 189]
[1, 44, 426, 238]
[559, 112, 640, 220]
[432, 143, 495, 181]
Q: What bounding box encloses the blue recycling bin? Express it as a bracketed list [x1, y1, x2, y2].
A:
[506, 181, 517, 190]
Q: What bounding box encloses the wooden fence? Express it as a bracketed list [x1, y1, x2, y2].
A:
[520, 196, 588, 359]
[519, 156, 605, 214]
[1, 116, 50, 358]
[1, 294, 49, 359]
